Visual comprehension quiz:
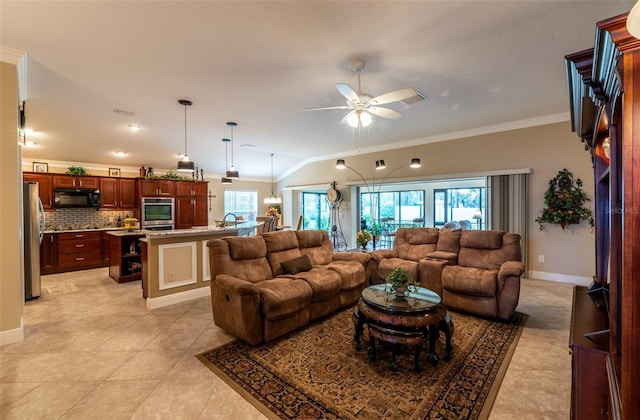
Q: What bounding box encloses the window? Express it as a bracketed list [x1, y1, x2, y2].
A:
[301, 192, 331, 231]
[360, 190, 425, 229]
[224, 190, 258, 221]
[433, 187, 485, 229]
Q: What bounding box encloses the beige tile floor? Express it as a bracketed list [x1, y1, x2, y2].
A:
[1, 268, 572, 419]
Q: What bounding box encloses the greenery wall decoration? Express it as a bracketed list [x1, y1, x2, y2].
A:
[535, 168, 594, 230]
[65, 166, 88, 175]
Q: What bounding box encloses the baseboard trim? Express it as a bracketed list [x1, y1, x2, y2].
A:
[146, 286, 211, 309]
[527, 270, 592, 286]
[0, 324, 24, 347]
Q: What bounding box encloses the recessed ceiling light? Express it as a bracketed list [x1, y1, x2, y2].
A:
[128, 124, 142, 131]
[114, 151, 126, 157]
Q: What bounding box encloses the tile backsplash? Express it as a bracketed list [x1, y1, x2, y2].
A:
[45, 208, 135, 230]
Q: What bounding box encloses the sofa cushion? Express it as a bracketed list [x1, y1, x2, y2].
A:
[285, 269, 342, 302]
[394, 228, 439, 261]
[209, 238, 273, 283]
[296, 230, 333, 265]
[327, 260, 365, 290]
[281, 255, 313, 275]
[460, 230, 505, 250]
[441, 266, 498, 298]
[256, 277, 312, 320]
[263, 230, 299, 252]
[437, 228, 461, 253]
[226, 235, 267, 260]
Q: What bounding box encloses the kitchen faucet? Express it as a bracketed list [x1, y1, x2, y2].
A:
[223, 213, 238, 227]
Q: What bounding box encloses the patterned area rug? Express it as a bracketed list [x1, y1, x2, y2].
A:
[197, 308, 526, 419]
[40, 283, 79, 295]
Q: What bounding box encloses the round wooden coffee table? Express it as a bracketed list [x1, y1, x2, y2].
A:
[353, 284, 453, 372]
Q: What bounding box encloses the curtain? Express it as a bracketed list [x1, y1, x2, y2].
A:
[489, 174, 530, 273]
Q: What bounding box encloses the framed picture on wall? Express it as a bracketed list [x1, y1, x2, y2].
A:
[33, 162, 48, 173]
[109, 168, 121, 177]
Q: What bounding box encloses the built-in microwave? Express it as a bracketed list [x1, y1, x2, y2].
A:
[54, 188, 100, 209]
[141, 197, 175, 229]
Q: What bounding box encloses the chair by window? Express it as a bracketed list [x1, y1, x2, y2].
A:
[379, 217, 396, 249]
[412, 218, 425, 227]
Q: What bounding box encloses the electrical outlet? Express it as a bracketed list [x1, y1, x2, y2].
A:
[538, 255, 544, 263]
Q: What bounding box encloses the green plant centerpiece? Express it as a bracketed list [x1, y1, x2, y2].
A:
[386, 267, 419, 299]
[535, 168, 594, 230]
[65, 166, 87, 176]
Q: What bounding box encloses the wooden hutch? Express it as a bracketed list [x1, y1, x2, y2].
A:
[565, 12, 640, 419]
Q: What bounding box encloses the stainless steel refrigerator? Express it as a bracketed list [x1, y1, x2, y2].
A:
[23, 181, 45, 300]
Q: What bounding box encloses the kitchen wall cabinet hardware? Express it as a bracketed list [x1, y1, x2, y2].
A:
[53, 174, 99, 189]
[23, 172, 54, 210]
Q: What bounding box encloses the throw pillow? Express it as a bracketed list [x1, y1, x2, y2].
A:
[281, 255, 312, 275]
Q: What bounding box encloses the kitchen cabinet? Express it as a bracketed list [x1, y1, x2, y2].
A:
[175, 196, 208, 229]
[23, 172, 54, 210]
[100, 177, 137, 209]
[140, 179, 175, 197]
[175, 181, 208, 229]
[56, 231, 104, 270]
[175, 181, 208, 197]
[53, 174, 100, 189]
[40, 233, 57, 273]
[108, 232, 144, 283]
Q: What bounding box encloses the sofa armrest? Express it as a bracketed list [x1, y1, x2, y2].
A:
[425, 251, 458, 265]
[211, 274, 263, 345]
[418, 258, 450, 297]
[496, 261, 524, 320]
[498, 261, 524, 279]
[369, 249, 398, 262]
[333, 252, 371, 265]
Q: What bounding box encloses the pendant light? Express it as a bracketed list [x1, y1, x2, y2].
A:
[221, 138, 232, 184]
[176, 99, 195, 172]
[225, 121, 239, 178]
[264, 153, 282, 204]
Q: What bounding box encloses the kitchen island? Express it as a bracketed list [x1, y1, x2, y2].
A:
[115, 222, 262, 309]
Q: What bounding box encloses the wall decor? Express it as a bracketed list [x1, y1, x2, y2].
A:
[33, 162, 48, 173]
[109, 168, 121, 177]
[535, 168, 594, 230]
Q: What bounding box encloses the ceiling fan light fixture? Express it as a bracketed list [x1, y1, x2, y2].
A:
[410, 158, 421, 168]
[347, 111, 372, 128]
[176, 99, 195, 173]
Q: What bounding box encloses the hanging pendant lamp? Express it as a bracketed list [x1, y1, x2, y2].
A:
[176, 99, 195, 172]
[264, 153, 282, 204]
[225, 121, 239, 178]
[221, 138, 232, 184]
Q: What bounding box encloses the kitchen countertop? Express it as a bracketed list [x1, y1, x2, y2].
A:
[44, 227, 126, 234]
[107, 221, 263, 239]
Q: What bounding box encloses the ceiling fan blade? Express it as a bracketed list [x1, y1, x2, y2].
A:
[304, 105, 350, 111]
[336, 83, 359, 102]
[368, 88, 417, 106]
[368, 106, 403, 119]
[340, 110, 356, 125]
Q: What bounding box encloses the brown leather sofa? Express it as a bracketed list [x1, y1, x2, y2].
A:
[372, 228, 523, 320]
[207, 229, 369, 345]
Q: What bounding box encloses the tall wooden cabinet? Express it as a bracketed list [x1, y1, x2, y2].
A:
[565, 12, 640, 419]
[23, 172, 54, 210]
[175, 181, 208, 229]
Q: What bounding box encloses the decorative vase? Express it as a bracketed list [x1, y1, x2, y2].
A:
[360, 242, 368, 250]
[394, 284, 408, 299]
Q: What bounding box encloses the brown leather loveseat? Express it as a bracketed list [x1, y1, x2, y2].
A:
[372, 228, 523, 320]
[207, 229, 369, 345]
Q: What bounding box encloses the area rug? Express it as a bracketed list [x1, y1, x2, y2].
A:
[197, 308, 526, 419]
[40, 283, 79, 295]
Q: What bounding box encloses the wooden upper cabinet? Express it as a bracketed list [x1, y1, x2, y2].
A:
[53, 175, 99, 189]
[176, 181, 208, 197]
[140, 179, 175, 197]
[100, 177, 137, 209]
[23, 172, 54, 210]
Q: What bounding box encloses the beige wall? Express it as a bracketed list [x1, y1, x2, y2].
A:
[279, 121, 595, 281]
[0, 60, 23, 341]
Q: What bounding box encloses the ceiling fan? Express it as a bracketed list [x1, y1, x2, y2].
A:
[306, 59, 427, 128]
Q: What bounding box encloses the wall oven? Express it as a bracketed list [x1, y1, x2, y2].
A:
[141, 197, 175, 230]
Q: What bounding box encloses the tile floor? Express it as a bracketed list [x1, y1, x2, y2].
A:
[0, 268, 572, 419]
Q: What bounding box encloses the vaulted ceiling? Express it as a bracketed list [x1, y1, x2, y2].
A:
[1, 1, 633, 180]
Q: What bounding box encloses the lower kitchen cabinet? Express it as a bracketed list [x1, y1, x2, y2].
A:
[108, 233, 144, 283]
[41, 230, 112, 275]
[40, 233, 57, 273]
